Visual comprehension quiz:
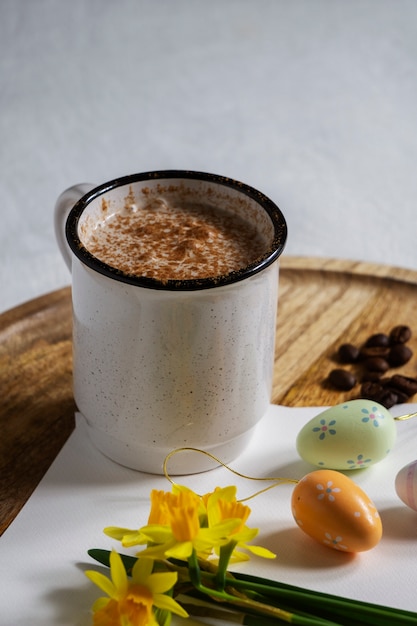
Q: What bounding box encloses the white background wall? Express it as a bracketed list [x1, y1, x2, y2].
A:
[1, 0, 417, 312]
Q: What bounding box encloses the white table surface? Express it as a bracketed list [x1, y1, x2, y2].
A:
[1, 0, 417, 314]
[3, 405, 417, 625]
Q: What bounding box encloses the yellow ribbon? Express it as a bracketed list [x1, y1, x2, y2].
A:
[163, 446, 298, 503]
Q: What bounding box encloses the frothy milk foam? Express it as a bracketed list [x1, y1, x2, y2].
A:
[80, 189, 270, 281]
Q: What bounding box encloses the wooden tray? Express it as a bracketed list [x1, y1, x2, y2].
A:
[2, 256, 417, 534]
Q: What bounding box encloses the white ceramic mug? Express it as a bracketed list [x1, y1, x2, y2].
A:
[54, 171, 287, 474]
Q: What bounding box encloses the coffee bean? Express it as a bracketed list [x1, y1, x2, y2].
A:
[385, 374, 417, 397]
[389, 325, 412, 345]
[386, 388, 409, 404]
[360, 381, 398, 408]
[328, 369, 357, 391]
[362, 356, 389, 373]
[361, 371, 383, 383]
[379, 378, 413, 403]
[338, 343, 360, 363]
[388, 344, 413, 367]
[364, 333, 390, 348]
[361, 381, 383, 397]
[373, 389, 399, 409]
[327, 324, 414, 408]
[359, 345, 390, 359]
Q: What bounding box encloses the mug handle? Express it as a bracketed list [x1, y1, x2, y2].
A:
[54, 183, 94, 271]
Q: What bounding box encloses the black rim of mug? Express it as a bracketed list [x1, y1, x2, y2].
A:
[65, 170, 288, 291]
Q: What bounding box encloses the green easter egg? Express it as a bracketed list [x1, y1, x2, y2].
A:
[296, 399, 396, 470]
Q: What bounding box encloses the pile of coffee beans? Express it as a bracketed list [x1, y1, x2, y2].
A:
[327, 325, 417, 408]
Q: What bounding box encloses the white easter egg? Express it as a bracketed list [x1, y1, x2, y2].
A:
[395, 460, 417, 511]
[296, 399, 396, 470]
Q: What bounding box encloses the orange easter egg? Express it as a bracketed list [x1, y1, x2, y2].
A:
[291, 469, 382, 552]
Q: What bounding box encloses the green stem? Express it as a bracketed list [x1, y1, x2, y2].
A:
[87, 549, 417, 625]
[185, 549, 338, 625]
[184, 587, 342, 626]
[215, 540, 237, 591]
[187, 548, 202, 588]
[218, 571, 417, 626]
[182, 601, 338, 626]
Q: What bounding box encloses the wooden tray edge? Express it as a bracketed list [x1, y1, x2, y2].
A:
[3, 256, 417, 324]
[280, 256, 417, 284]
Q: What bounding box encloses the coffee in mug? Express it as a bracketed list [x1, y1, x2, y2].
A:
[82, 196, 267, 282]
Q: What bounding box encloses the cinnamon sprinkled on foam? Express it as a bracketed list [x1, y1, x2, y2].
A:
[84, 199, 267, 281]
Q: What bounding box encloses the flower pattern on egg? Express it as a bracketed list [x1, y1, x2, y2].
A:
[323, 533, 348, 551]
[316, 481, 341, 502]
[347, 454, 372, 468]
[361, 406, 385, 428]
[312, 418, 337, 440]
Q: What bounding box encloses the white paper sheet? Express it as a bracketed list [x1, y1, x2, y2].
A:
[2, 404, 417, 625]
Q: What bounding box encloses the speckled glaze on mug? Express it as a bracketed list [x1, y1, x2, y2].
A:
[54, 171, 287, 474]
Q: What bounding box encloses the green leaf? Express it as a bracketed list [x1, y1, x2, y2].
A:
[88, 548, 137, 576]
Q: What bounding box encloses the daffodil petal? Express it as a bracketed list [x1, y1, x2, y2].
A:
[131, 556, 154, 581]
[229, 551, 250, 563]
[85, 570, 117, 598]
[121, 533, 148, 547]
[104, 525, 148, 547]
[103, 526, 135, 540]
[146, 571, 178, 595]
[136, 540, 177, 559]
[172, 484, 195, 496]
[209, 485, 237, 504]
[245, 544, 276, 558]
[91, 596, 110, 612]
[202, 519, 241, 539]
[139, 524, 174, 544]
[154, 593, 189, 618]
[165, 540, 193, 560]
[231, 527, 259, 543]
[109, 550, 128, 594]
[206, 486, 238, 525]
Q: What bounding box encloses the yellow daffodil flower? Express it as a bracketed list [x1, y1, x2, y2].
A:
[104, 485, 274, 565]
[104, 490, 177, 547]
[136, 489, 239, 561]
[205, 486, 276, 563]
[85, 549, 188, 626]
